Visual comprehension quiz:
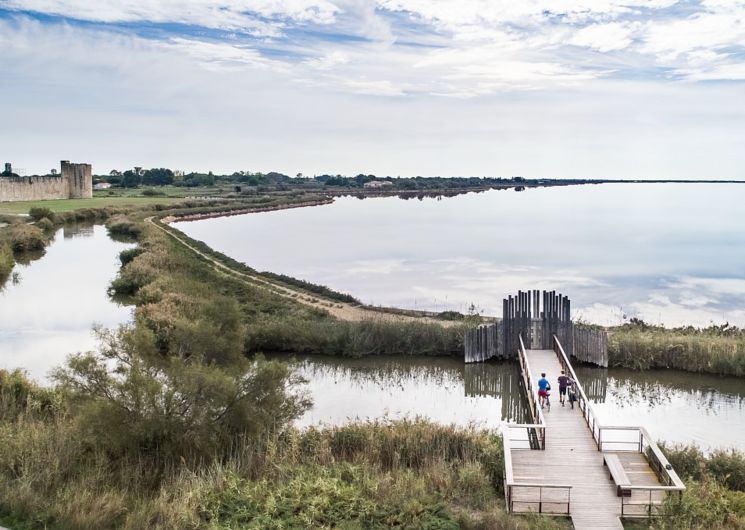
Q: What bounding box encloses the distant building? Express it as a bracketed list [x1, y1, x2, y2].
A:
[363, 181, 393, 189]
[94, 182, 112, 190]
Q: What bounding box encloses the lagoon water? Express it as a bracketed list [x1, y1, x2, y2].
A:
[287, 355, 745, 450]
[175, 184, 745, 327]
[0, 224, 133, 382]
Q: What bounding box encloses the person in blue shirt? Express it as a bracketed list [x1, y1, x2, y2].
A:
[538, 372, 550, 408]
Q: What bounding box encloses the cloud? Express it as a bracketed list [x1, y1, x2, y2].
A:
[1, 3, 745, 177]
[570, 22, 636, 52]
[0, 0, 340, 31]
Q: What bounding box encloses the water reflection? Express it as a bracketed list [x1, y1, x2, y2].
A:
[575, 366, 745, 450]
[175, 184, 745, 327]
[280, 353, 745, 450]
[274, 355, 530, 428]
[0, 224, 134, 382]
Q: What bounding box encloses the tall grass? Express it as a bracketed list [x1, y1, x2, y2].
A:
[0, 375, 552, 530]
[247, 316, 464, 357]
[0, 242, 12, 285]
[608, 323, 745, 376]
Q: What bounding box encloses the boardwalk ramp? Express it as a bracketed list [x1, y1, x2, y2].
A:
[502, 336, 685, 529]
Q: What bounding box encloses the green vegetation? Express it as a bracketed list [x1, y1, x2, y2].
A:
[608, 320, 745, 376]
[247, 317, 462, 356]
[0, 196, 183, 215]
[0, 369, 565, 530]
[621, 445, 745, 529]
[662, 444, 745, 492]
[3, 223, 49, 252]
[0, 242, 12, 285]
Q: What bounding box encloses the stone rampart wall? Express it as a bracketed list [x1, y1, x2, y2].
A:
[0, 176, 69, 202]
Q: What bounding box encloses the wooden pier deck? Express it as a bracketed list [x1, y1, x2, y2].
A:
[503, 339, 685, 529]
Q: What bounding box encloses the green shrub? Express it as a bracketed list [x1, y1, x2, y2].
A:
[142, 188, 165, 197]
[5, 224, 48, 253]
[105, 215, 143, 238]
[35, 217, 55, 232]
[0, 369, 63, 422]
[662, 444, 745, 492]
[28, 207, 55, 222]
[0, 243, 13, 285]
[654, 478, 745, 529]
[118, 247, 143, 266]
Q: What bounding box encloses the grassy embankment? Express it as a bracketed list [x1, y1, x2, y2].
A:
[607, 320, 745, 377]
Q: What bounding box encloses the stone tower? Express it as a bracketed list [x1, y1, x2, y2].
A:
[61, 160, 92, 199]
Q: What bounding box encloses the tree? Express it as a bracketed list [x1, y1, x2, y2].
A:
[121, 170, 142, 188]
[52, 325, 309, 458]
[142, 168, 174, 186]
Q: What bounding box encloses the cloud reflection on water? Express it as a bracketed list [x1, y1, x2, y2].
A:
[175, 183, 745, 327]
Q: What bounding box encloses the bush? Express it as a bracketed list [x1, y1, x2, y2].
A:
[662, 444, 745, 492]
[105, 215, 143, 238]
[0, 243, 13, 285]
[655, 478, 745, 529]
[118, 247, 143, 266]
[5, 224, 48, 253]
[28, 207, 55, 222]
[52, 326, 309, 460]
[35, 217, 55, 232]
[0, 369, 63, 422]
[142, 188, 165, 197]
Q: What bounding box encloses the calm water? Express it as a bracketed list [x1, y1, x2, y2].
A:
[576, 366, 745, 450]
[175, 184, 745, 327]
[0, 224, 133, 382]
[285, 355, 745, 450]
[282, 355, 531, 428]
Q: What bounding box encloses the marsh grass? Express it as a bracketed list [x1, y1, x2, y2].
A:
[609, 324, 745, 376]
[0, 381, 548, 530]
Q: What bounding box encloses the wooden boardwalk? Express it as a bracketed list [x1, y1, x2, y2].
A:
[503, 343, 685, 529]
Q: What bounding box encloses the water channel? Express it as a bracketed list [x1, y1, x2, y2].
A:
[0, 223, 133, 381]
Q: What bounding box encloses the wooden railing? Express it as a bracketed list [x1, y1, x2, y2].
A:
[552, 335, 685, 516]
[512, 334, 546, 449]
[502, 425, 572, 515]
[552, 335, 603, 447]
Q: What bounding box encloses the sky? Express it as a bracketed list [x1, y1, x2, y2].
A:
[1, 0, 744, 178]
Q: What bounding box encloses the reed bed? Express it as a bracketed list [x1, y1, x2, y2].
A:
[608, 324, 745, 376]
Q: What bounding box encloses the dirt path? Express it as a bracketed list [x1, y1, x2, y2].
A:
[148, 217, 455, 326]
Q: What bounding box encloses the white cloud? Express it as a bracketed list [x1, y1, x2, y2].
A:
[2, 3, 745, 177]
[0, 0, 340, 32]
[571, 22, 636, 52]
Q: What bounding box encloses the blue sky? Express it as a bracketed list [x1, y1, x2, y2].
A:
[1, 0, 744, 178]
